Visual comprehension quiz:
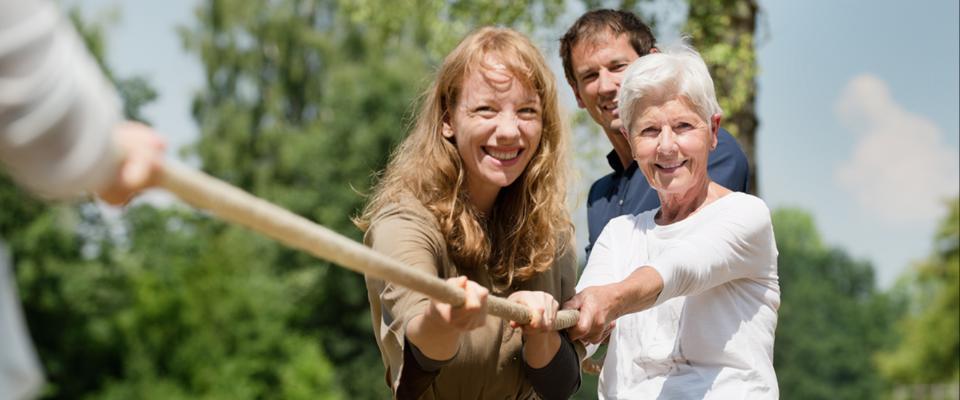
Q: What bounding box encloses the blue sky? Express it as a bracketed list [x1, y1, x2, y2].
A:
[77, 0, 959, 288]
[756, 0, 959, 287]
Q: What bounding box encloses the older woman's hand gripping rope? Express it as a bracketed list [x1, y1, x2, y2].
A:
[156, 161, 580, 329]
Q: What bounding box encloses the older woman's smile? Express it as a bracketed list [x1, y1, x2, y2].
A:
[625, 96, 717, 199]
[656, 159, 687, 173]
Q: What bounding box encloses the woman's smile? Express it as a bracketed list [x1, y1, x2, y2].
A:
[655, 159, 687, 174]
[484, 146, 523, 163]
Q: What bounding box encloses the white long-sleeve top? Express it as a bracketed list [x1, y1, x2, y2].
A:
[0, 0, 122, 198]
[1, 1, 122, 398]
[578, 192, 780, 399]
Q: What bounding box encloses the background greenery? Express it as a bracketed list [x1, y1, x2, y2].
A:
[1, 0, 956, 398]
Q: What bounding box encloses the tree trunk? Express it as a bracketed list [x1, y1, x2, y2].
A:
[685, 0, 759, 194]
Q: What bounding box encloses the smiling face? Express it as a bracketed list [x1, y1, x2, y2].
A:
[443, 56, 543, 211]
[627, 96, 719, 196]
[569, 31, 640, 135]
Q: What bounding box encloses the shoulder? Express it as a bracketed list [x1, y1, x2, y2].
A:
[724, 192, 770, 213]
[599, 212, 650, 240]
[713, 192, 773, 230]
[587, 172, 617, 201]
[365, 193, 443, 246]
[714, 128, 748, 161]
[716, 128, 741, 147]
[369, 193, 436, 225]
[608, 213, 639, 230]
[708, 128, 749, 191]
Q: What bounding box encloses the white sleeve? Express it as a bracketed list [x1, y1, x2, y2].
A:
[0, 0, 122, 199]
[575, 216, 631, 292]
[648, 195, 778, 306]
[574, 218, 615, 359]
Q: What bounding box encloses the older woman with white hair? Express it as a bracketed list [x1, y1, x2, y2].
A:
[563, 42, 780, 399]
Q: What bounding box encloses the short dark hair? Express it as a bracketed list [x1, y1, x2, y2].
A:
[559, 9, 657, 86]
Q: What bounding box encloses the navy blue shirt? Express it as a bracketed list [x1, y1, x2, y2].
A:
[585, 128, 749, 258]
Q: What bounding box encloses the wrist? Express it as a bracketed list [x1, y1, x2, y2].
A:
[609, 281, 631, 320]
[613, 266, 664, 316]
[522, 331, 561, 369]
[422, 303, 463, 336]
[407, 310, 462, 361]
[521, 329, 553, 343]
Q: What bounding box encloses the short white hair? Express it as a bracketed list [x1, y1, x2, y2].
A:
[618, 39, 722, 134]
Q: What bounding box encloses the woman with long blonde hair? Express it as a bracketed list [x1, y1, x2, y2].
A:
[356, 27, 580, 399]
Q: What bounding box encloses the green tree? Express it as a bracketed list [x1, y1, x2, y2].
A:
[0, 7, 162, 397]
[93, 206, 343, 400]
[684, 0, 760, 194]
[772, 208, 899, 399]
[877, 198, 960, 385]
[14, 206, 344, 399]
[65, 8, 158, 124]
[6, 6, 344, 398]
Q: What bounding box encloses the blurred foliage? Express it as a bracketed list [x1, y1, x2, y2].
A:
[66, 7, 158, 124]
[685, 0, 759, 194]
[15, 206, 343, 399]
[877, 198, 960, 385]
[772, 208, 902, 399]
[6, 4, 343, 399]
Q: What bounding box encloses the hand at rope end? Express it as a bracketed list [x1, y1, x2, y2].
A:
[97, 121, 166, 206]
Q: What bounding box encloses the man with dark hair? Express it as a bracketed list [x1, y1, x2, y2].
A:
[558, 9, 765, 399]
[559, 9, 749, 258]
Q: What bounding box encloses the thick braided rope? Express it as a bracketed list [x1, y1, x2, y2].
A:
[158, 162, 580, 330]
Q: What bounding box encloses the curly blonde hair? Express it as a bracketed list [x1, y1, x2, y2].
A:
[356, 26, 571, 288]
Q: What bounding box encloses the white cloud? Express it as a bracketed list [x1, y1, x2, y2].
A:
[834, 74, 959, 223]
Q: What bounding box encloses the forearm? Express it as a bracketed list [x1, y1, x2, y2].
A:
[405, 310, 462, 362]
[611, 266, 664, 317]
[648, 198, 775, 302]
[566, 264, 663, 343]
[522, 332, 561, 369]
[524, 332, 581, 400]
